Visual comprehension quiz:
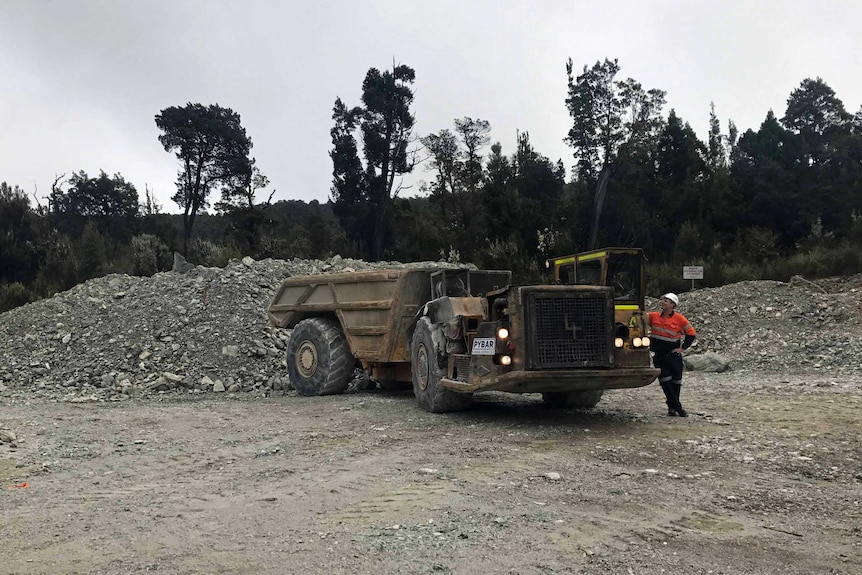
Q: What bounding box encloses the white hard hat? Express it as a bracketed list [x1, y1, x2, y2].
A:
[661, 293, 679, 306]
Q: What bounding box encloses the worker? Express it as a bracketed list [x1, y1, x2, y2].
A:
[646, 293, 696, 417]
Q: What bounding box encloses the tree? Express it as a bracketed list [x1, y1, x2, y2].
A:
[732, 111, 806, 247]
[707, 102, 726, 169]
[216, 161, 273, 256]
[419, 117, 491, 259]
[155, 103, 253, 255]
[49, 170, 139, 241]
[454, 117, 491, 194]
[0, 182, 39, 284]
[781, 78, 854, 237]
[565, 58, 666, 248]
[653, 111, 709, 258]
[420, 128, 459, 221]
[481, 142, 518, 244]
[330, 63, 417, 260]
[782, 78, 851, 151]
[330, 97, 372, 255]
[511, 131, 566, 254]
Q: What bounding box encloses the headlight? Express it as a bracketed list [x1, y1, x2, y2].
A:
[632, 337, 642, 347]
[641, 336, 650, 347]
[500, 355, 512, 366]
[614, 338, 624, 348]
[497, 327, 509, 340]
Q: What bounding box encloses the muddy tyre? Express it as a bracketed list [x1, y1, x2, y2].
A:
[287, 317, 355, 396]
[411, 318, 472, 413]
[542, 390, 604, 409]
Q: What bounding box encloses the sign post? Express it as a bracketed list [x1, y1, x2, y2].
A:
[683, 265, 704, 289]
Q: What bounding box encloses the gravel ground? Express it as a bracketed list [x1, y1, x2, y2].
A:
[1, 370, 860, 574]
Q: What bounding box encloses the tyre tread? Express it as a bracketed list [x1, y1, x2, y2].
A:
[287, 317, 354, 396]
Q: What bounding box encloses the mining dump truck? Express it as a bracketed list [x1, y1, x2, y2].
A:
[267, 267, 659, 413]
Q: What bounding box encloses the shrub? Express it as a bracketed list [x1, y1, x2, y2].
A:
[645, 262, 690, 296]
[131, 234, 171, 276]
[719, 262, 760, 284]
[0, 281, 30, 312]
[212, 244, 242, 268]
[475, 238, 542, 284]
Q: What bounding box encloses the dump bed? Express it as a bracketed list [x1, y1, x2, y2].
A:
[267, 268, 434, 363]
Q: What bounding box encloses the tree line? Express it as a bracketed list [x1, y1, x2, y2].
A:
[2, 58, 861, 312]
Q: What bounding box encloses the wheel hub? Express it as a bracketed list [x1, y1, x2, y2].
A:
[296, 340, 318, 378]
[416, 343, 429, 391]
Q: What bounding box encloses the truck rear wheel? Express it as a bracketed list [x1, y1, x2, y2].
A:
[411, 319, 472, 413]
[287, 317, 355, 396]
[542, 390, 604, 409]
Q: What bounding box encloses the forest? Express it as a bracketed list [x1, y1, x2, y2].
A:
[2, 58, 861, 312]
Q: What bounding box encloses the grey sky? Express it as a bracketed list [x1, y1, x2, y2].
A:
[2, 0, 860, 212]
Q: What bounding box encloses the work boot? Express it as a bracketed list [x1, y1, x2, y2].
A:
[677, 409, 688, 417]
[667, 409, 677, 417]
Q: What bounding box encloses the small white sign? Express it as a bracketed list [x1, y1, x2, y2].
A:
[471, 337, 496, 355]
[683, 266, 704, 280]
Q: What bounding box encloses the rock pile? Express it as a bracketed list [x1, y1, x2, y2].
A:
[662, 273, 862, 374]
[0, 255, 463, 401]
[1, 256, 860, 402]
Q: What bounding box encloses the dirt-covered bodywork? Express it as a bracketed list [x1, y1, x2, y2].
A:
[267, 267, 658, 412]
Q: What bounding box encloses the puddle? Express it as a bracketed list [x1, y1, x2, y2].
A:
[676, 514, 744, 533]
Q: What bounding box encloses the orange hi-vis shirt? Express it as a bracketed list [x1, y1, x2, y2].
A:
[648, 311, 696, 355]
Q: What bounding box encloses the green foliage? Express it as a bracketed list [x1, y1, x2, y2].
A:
[131, 234, 171, 276]
[77, 221, 109, 280]
[474, 238, 542, 284]
[564, 57, 666, 249]
[33, 233, 79, 298]
[644, 262, 689, 296]
[0, 182, 40, 284]
[717, 262, 760, 285]
[730, 227, 780, 263]
[673, 220, 706, 263]
[155, 103, 254, 254]
[187, 238, 240, 268]
[0, 282, 30, 313]
[764, 244, 862, 281]
[389, 196, 445, 262]
[5, 64, 862, 312]
[330, 63, 417, 260]
[49, 171, 139, 241]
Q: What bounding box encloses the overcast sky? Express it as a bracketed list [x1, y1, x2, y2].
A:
[2, 0, 860, 212]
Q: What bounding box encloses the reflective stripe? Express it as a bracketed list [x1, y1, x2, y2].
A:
[615, 305, 640, 310]
[648, 311, 697, 340]
[577, 251, 607, 262]
[651, 326, 680, 338]
[651, 334, 681, 343]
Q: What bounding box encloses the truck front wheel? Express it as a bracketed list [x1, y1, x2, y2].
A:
[542, 390, 604, 409]
[287, 317, 355, 396]
[411, 319, 472, 413]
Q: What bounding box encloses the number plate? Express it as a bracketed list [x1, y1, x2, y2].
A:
[471, 337, 496, 355]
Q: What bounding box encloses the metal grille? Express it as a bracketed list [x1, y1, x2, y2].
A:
[528, 293, 612, 369]
[452, 355, 471, 381]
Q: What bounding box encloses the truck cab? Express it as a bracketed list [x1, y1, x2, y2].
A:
[546, 248, 650, 353]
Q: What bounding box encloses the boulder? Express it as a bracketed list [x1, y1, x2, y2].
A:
[684, 352, 730, 373]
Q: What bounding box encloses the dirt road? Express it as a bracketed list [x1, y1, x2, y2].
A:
[1, 370, 860, 574]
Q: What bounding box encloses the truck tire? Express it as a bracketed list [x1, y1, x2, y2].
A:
[287, 317, 354, 396]
[542, 390, 604, 409]
[411, 318, 472, 413]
